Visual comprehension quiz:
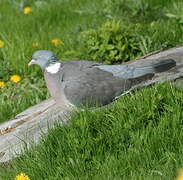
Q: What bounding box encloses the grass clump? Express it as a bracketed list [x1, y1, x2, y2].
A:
[82, 20, 141, 64]
[0, 77, 48, 122]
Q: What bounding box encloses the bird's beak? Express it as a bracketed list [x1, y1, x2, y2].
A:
[28, 59, 36, 66]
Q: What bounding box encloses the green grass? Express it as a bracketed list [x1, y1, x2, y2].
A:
[0, 0, 183, 122]
[1, 0, 183, 179]
[1, 83, 183, 180]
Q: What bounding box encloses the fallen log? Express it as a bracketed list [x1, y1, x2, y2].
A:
[1, 46, 183, 163]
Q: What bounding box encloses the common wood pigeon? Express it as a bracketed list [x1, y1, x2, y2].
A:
[28, 50, 176, 107]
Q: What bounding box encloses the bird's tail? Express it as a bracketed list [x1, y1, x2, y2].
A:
[128, 59, 176, 85]
[132, 58, 176, 78]
[152, 59, 176, 73]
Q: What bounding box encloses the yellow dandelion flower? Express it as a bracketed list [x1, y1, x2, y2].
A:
[10, 75, 21, 83]
[51, 39, 63, 46]
[0, 81, 5, 87]
[176, 168, 183, 180]
[32, 42, 40, 47]
[23, 7, 32, 15]
[15, 173, 30, 180]
[0, 40, 5, 48]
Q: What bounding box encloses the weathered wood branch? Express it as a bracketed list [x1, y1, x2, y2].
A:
[1, 46, 183, 163]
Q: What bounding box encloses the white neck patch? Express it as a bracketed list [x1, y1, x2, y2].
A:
[46, 62, 61, 74]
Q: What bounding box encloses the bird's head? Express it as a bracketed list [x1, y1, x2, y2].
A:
[28, 50, 59, 70]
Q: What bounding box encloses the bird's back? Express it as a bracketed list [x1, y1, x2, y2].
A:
[61, 60, 132, 106]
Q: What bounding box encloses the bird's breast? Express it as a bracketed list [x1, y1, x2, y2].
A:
[44, 71, 73, 107]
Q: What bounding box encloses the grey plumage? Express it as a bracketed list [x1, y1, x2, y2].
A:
[28, 50, 176, 107]
[97, 59, 176, 79]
